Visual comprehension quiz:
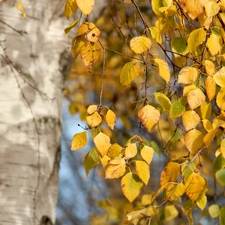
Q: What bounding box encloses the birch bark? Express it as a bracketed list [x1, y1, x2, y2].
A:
[0, 1, 105, 224]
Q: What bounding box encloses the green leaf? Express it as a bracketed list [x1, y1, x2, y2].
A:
[171, 37, 188, 57]
[151, 0, 173, 16]
[219, 206, 225, 225]
[64, 19, 79, 36]
[165, 205, 178, 221]
[71, 131, 88, 150]
[84, 147, 100, 175]
[107, 143, 123, 158]
[216, 168, 225, 186]
[154, 92, 171, 111]
[120, 62, 140, 86]
[213, 154, 225, 173]
[188, 28, 206, 53]
[150, 141, 161, 157]
[170, 101, 186, 118]
[121, 172, 143, 202]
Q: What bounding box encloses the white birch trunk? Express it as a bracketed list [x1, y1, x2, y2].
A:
[0, 0, 106, 224]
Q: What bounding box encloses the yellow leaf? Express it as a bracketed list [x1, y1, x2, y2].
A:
[165, 205, 179, 221]
[205, 1, 220, 17]
[204, 60, 215, 76]
[85, 27, 100, 43]
[150, 26, 162, 44]
[76, 22, 96, 37]
[217, 88, 225, 110]
[140, 145, 154, 164]
[71, 37, 85, 58]
[121, 172, 143, 203]
[205, 76, 216, 101]
[187, 88, 206, 110]
[203, 126, 218, 148]
[151, 0, 173, 16]
[221, 139, 225, 159]
[200, 102, 212, 119]
[107, 143, 123, 158]
[71, 131, 87, 150]
[86, 112, 102, 128]
[130, 36, 152, 54]
[125, 143, 137, 159]
[179, 0, 204, 20]
[170, 101, 186, 118]
[188, 28, 206, 53]
[185, 173, 206, 201]
[184, 129, 203, 155]
[178, 67, 199, 85]
[154, 58, 171, 83]
[94, 132, 111, 157]
[76, 0, 94, 15]
[197, 194, 207, 210]
[167, 183, 185, 201]
[206, 30, 222, 56]
[64, 19, 79, 36]
[182, 110, 200, 131]
[105, 157, 126, 179]
[100, 155, 111, 167]
[80, 42, 101, 67]
[214, 67, 225, 88]
[17, 0, 26, 18]
[105, 109, 116, 130]
[160, 162, 180, 187]
[64, 0, 78, 19]
[209, 204, 220, 218]
[202, 119, 213, 132]
[183, 84, 197, 96]
[138, 105, 160, 132]
[135, 160, 150, 185]
[87, 104, 98, 114]
[154, 92, 171, 111]
[120, 62, 141, 86]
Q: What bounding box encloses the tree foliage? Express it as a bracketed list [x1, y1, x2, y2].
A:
[64, 0, 225, 224]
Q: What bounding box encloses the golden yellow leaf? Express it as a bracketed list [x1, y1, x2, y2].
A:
[217, 88, 225, 110]
[187, 88, 206, 110]
[94, 132, 111, 157]
[100, 155, 111, 167]
[130, 36, 152, 54]
[185, 173, 206, 201]
[182, 110, 200, 131]
[80, 42, 101, 67]
[17, 0, 26, 18]
[105, 109, 116, 130]
[154, 58, 171, 83]
[160, 162, 180, 187]
[71, 131, 87, 150]
[120, 62, 141, 86]
[188, 28, 206, 53]
[71, 37, 85, 58]
[204, 60, 215, 76]
[214, 67, 225, 88]
[85, 27, 100, 43]
[135, 160, 150, 185]
[179, 0, 204, 20]
[203, 126, 218, 148]
[125, 143, 137, 159]
[202, 119, 213, 132]
[107, 143, 123, 158]
[206, 30, 222, 56]
[105, 157, 126, 179]
[64, 0, 78, 19]
[138, 105, 160, 132]
[167, 183, 185, 201]
[205, 1, 220, 17]
[76, 22, 96, 36]
[87, 104, 98, 114]
[205, 76, 216, 101]
[178, 67, 199, 84]
[200, 102, 212, 119]
[184, 129, 203, 155]
[77, 0, 94, 15]
[183, 84, 197, 96]
[86, 112, 102, 128]
[121, 172, 143, 203]
[140, 145, 154, 164]
[64, 19, 79, 36]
